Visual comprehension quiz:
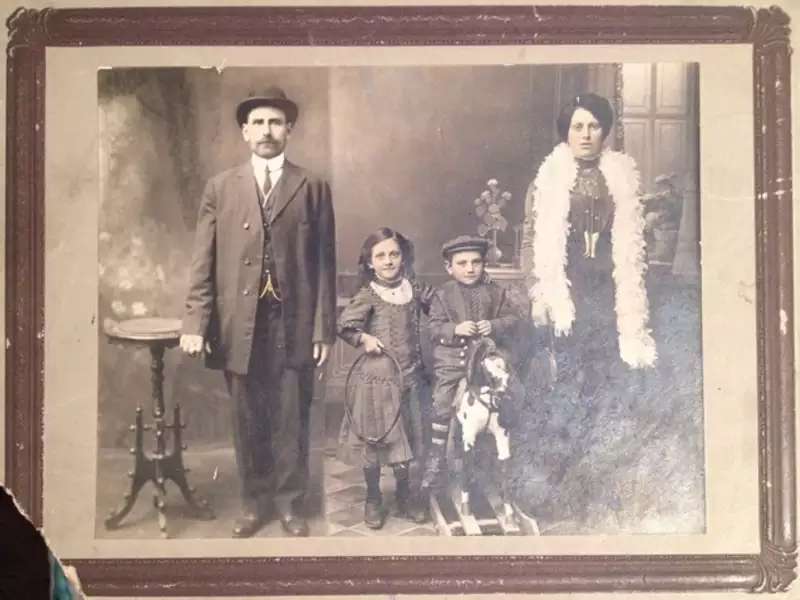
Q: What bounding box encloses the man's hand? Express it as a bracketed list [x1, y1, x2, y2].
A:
[476, 320, 493, 336]
[454, 321, 478, 337]
[359, 333, 384, 355]
[313, 342, 332, 367]
[180, 334, 211, 357]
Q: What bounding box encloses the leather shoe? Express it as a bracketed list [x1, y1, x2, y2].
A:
[409, 493, 430, 524]
[364, 499, 386, 529]
[280, 513, 309, 537]
[232, 512, 264, 538]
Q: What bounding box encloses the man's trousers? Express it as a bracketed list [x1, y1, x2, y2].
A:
[224, 299, 314, 518]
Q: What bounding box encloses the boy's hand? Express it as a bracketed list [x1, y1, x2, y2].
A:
[454, 321, 478, 337]
[360, 333, 385, 355]
[476, 320, 493, 336]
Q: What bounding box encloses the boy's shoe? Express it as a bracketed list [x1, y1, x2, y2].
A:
[394, 474, 410, 517]
[395, 486, 430, 523]
[420, 453, 447, 491]
[394, 494, 410, 519]
[364, 499, 386, 529]
[408, 492, 430, 523]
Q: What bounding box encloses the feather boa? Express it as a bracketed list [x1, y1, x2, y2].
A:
[528, 143, 657, 368]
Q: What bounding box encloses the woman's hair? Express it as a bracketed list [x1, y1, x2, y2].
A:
[357, 227, 416, 286]
[556, 93, 614, 142]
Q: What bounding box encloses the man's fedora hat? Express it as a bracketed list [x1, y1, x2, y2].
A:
[236, 86, 299, 126]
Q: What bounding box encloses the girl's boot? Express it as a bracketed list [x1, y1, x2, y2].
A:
[363, 465, 385, 529]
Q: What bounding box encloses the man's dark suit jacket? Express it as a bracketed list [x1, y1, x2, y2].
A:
[182, 159, 337, 374]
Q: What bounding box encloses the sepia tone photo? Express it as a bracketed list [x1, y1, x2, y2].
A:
[94, 62, 704, 541]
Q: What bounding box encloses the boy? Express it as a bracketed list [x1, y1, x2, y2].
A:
[422, 235, 522, 490]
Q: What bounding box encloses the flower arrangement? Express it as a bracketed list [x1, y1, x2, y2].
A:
[98, 219, 188, 330]
[474, 178, 512, 265]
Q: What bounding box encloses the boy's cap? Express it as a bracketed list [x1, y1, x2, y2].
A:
[441, 235, 489, 258]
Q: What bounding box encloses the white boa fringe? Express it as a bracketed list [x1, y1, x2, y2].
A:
[528, 143, 657, 368]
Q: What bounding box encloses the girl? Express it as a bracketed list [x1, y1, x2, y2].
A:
[337, 227, 432, 529]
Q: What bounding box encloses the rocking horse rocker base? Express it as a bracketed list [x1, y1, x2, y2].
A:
[428, 453, 524, 536]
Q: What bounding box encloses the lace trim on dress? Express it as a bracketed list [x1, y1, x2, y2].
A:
[369, 278, 413, 305]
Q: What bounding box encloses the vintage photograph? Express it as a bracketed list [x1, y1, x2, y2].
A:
[94, 62, 704, 540]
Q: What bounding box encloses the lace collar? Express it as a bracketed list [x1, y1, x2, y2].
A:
[369, 278, 413, 305]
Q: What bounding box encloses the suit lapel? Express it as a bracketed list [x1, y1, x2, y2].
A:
[269, 161, 307, 224]
[232, 162, 263, 222]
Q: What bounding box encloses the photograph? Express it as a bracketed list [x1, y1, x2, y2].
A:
[95, 62, 704, 540]
[4, 3, 794, 596]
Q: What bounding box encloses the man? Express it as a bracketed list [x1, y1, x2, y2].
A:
[180, 86, 336, 538]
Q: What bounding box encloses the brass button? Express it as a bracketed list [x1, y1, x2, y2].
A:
[243, 222, 250, 230]
[243, 289, 250, 296]
[460, 360, 466, 366]
[244, 258, 251, 266]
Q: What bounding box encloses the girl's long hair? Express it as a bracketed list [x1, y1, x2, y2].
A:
[357, 227, 416, 287]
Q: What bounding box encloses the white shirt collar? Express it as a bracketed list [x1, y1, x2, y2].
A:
[251, 152, 285, 176]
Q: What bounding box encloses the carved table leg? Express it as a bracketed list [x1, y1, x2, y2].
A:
[104, 407, 155, 529]
[150, 343, 171, 537]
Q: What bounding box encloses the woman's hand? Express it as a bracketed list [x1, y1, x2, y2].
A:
[360, 333, 385, 355]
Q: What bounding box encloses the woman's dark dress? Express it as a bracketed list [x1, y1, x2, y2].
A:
[513, 161, 638, 525]
[511, 159, 705, 534]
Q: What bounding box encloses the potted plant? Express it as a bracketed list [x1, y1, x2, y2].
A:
[474, 178, 513, 267]
[642, 173, 684, 265]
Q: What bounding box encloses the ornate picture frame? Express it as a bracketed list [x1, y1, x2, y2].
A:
[5, 4, 795, 596]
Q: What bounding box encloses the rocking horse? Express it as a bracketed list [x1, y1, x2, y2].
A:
[453, 337, 517, 527]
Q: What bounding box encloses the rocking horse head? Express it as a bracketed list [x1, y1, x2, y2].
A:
[466, 338, 512, 402]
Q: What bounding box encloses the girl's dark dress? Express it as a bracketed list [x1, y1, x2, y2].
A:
[337, 279, 432, 468]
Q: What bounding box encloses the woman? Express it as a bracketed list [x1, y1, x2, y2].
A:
[528, 92, 655, 370]
[513, 93, 662, 531]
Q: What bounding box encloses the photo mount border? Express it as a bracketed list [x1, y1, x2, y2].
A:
[4, 4, 795, 596]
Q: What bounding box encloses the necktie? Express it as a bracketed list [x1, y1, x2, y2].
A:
[262, 168, 272, 201]
[262, 168, 274, 221]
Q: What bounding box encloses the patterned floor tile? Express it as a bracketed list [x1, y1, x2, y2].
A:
[400, 526, 438, 536]
[327, 484, 366, 504]
[327, 506, 365, 528]
[323, 495, 358, 515]
[330, 468, 364, 484]
[324, 457, 351, 475]
[322, 476, 358, 495]
[329, 528, 367, 537]
[351, 515, 424, 536]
